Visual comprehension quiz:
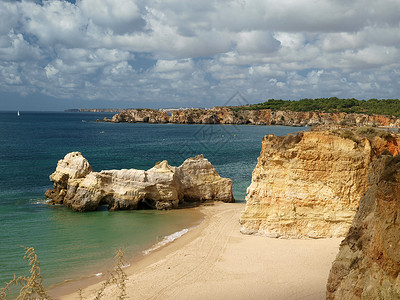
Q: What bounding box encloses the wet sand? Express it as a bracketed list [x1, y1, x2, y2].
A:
[56, 202, 342, 300]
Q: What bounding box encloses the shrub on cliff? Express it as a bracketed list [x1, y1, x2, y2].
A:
[339, 130, 360, 143]
[331, 127, 394, 143]
[356, 127, 378, 138]
[270, 132, 304, 151]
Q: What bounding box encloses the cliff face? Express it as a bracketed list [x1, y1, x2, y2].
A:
[239, 129, 400, 239]
[45, 152, 234, 212]
[327, 155, 400, 299]
[109, 109, 169, 123]
[105, 107, 400, 127]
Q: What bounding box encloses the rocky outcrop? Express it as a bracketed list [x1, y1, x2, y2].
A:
[327, 154, 400, 299]
[106, 109, 169, 123]
[104, 107, 400, 127]
[239, 129, 400, 239]
[45, 152, 234, 212]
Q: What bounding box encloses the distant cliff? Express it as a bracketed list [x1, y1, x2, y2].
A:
[327, 154, 400, 299]
[104, 107, 400, 127]
[65, 108, 128, 113]
[239, 128, 400, 238]
[106, 109, 169, 123]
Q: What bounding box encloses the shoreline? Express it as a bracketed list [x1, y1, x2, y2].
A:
[54, 202, 342, 300]
[47, 206, 205, 299]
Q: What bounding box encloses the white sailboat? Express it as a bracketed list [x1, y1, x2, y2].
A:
[17, 111, 20, 117]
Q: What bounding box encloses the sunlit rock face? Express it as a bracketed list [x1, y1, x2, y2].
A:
[106, 109, 169, 123]
[240, 129, 400, 239]
[45, 152, 234, 212]
[106, 107, 400, 127]
[327, 155, 400, 300]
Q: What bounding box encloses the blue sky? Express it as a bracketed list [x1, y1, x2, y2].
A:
[0, 0, 400, 110]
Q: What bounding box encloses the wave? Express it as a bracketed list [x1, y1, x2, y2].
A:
[143, 228, 191, 255]
[32, 198, 51, 205]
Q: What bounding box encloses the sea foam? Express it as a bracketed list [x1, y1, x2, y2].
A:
[143, 228, 190, 255]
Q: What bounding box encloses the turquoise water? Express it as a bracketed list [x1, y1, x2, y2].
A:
[0, 111, 306, 289]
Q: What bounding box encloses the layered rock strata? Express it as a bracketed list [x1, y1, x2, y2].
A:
[327, 154, 400, 299]
[104, 107, 400, 127]
[239, 129, 400, 238]
[45, 152, 234, 212]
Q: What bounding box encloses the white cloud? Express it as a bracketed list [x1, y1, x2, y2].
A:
[45, 64, 59, 78]
[0, 63, 22, 85]
[20, 1, 88, 47]
[0, 0, 399, 108]
[77, 0, 145, 34]
[0, 30, 42, 61]
[0, 2, 20, 35]
[236, 31, 281, 54]
[154, 59, 193, 72]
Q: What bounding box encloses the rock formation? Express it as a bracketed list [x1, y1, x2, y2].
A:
[108, 109, 169, 123]
[239, 128, 400, 238]
[104, 107, 400, 127]
[327, 154, 400, 299]
[45, 152, 234, 212]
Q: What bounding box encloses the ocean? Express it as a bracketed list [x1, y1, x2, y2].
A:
[0, 111, 306, 291]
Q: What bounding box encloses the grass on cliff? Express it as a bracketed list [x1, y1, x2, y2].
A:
[0, 247, 128, 300]
[330, 126, 395, 144]
[231, 98, 400, 117]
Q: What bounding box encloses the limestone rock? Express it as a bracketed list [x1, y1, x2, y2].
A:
[45, 153, 234, 212]
[106, 107, 400, 127]
[177, 155, 234, 202]
[239, 129, 400, 239]
[104, 109, 169, 123]
[327, 155, 400, 299]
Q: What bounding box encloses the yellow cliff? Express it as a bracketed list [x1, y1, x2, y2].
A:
[240, 128, 400, 238]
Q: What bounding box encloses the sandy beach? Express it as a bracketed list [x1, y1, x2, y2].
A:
[55, 202, 342, 300]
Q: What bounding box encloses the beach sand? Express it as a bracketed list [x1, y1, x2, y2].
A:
[56, 202, 342, 300]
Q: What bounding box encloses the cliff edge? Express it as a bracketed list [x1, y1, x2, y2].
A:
[105, 107, 400, 127]
[45, 152, 234, 212]
[327, 154, 400, 299]
[240, 128, 400, 238]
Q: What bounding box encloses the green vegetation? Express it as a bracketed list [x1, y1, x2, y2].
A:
[339, 129, 360, 143]
[355, 127, 393, 139]
[232, 98, 400, 117]
[330, 126, 394, 144]
[0, 247, 128, 300]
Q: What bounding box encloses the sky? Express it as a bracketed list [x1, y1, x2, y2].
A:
[0, 0, 399, 110]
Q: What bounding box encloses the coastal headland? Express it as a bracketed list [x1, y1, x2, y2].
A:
[96, 98, 400, 127]
[103, 106, 400, 127]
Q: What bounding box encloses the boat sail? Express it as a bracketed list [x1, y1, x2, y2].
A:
[17, 111, 20, 117]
